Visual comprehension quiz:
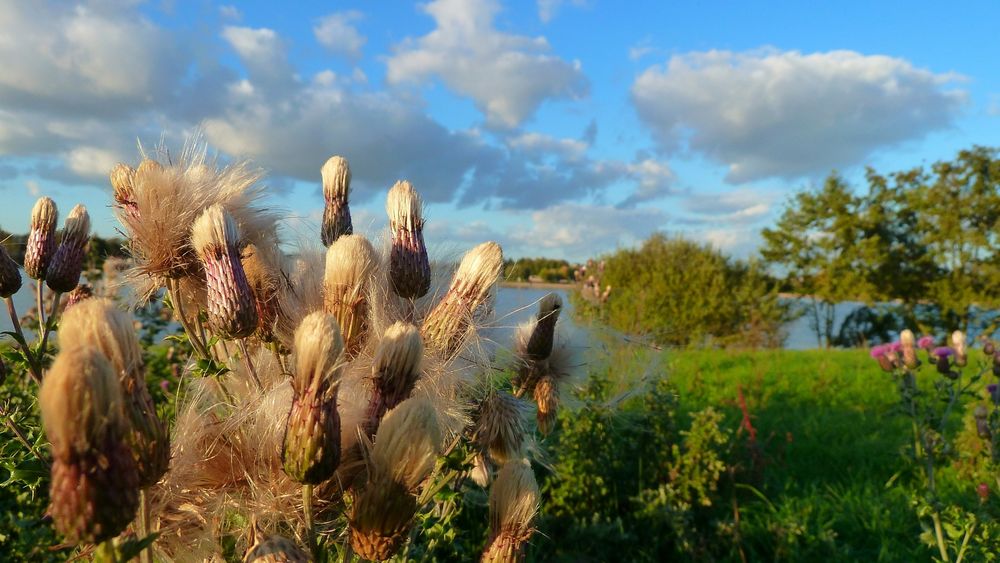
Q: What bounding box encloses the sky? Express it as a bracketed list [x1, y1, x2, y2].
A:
[0, 0, 997, 262]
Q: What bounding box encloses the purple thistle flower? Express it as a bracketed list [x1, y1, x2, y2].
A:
[870, 345, 888, 359]
[918, 335, 935, 350]
[889, 341, 902, 353]
[933, 346, 955, 359]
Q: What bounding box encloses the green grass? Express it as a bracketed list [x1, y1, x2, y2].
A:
[535, 345, 995, 561]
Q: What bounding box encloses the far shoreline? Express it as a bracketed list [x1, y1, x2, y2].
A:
[500, 281, 574, 290]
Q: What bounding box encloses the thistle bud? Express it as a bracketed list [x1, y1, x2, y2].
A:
[0, 243, 21, 298]
[323, 234, 376, 357]
[192, 204, 258, 339]
[534, 375, 558, 435]
[899, 329, 919, 369]
[350, 397, 441, 561]
[386, 180, 431, 299]
[320, 155, 353, 246]
[952, 331, 967, 367]
[525, 293, 561, 361]
[46, 204, 91, 292]
[242, 243, 284, 342]
[23, 196, 58, 280]
[422, 242, 503, 355]
[40, 346, 139, 544]
[110, 163, 139, 221]
[244, 534, 312, 562]
[282, 312, 344, 484]
[475, 392, 527, 464]
[64, 284, 94, 310]
[365, 322, 424, 436]
[482, 459, 539, 563]
[59, 299, 170, 487]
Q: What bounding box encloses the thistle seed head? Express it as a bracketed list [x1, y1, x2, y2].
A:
[952, 330, 968, 367]
[242, 243, 285, 342]
[372, 396, 442, 490]
[244, 534, 312, 562]
[59, 298, 170, 487]
[192, 204, 258, 339]
[366, 322, 424, 434]
[0, 243, 21, 298]
[422, 242, 503, 355]
[482, 459, 539, 563]
[110, 163, 138, 219]
[321, 155, 353, 246]
[900, 329, 919, 369]
[386, 180, 430, 299]
[323, 234, 376, 356]
[524, 293, 562, 361]
[475, 392, 527, 465]
[41, 346, 139, 544]
[23, 196, 58, 279]
[46, 204, 91, 292]
[534, 376, 558, 435]
[292, 311, 345, 396]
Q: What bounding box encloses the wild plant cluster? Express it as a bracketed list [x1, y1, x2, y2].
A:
[0, 141, 579, 562]
[871, 330, 1000, 561]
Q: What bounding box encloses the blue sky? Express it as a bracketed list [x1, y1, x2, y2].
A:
[0, 0, 997, 261]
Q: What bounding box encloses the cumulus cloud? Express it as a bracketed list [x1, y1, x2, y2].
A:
[510, 203, 666, 259]
[632, 49, 967, 183]
[386, 0, 589, 128]
[313, 11, 366, 60]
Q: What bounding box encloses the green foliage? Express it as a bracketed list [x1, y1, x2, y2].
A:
[505, 257, 575, 283]
[573, 234, 791, 347]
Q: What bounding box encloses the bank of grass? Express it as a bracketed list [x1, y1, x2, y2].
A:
[532, 346, 993, 562]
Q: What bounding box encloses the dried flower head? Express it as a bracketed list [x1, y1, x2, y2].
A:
[243, 243, 286, 342]
[23, 196, 58, 280]
[482, 459, 539, 563]
[321, 155, 353, 246]
[283, 312, 345, 484]
[952, 330, 968, 367]
[40, 346, 139, 544]
[350, 397, 442, 560]
[899, 329, 919, 369]
[244, 533, 312, 562]
[46, 204, 91, 292]
[323, 234, 377, 357]
[422, 242, 503, 355]
[533, 376, 558, 435]
[192, 204, 259, 339]
[386, 180, 430, 299]
[365, 322, 424, 436]
[0, 243, 21, 298]
[59, 298, 170, 487]
[110, 163, 138, 219]
[475, 392, 527, 465]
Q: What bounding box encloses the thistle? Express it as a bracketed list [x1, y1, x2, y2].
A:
[533, 376, 558, 435]
[365, 322, 424, 436]
[321, 155, 353, 246]
[110, 163, 139, 221]
[243, 243, 285, 342]
[244, 533, 312, 562]
[282, 312, 345, 484]
[323, 234, 376, 357]
[40, 346, 139, 544]
[513, 293, 566, 402]
[481, 460, 539, 563]
[900, 329, 919, 369]
[475, 392, 527, 465]
[525, 293, 561, 361]
[64, 283, 94, 309]
[0, 243, 21, 298]
[952, 330, 968, 367]
[46, 204, 91, 293]
[386, 180, 431, 299]
[192, 204, 258, 339]
[350, 397, 442, 561]
[59, 298, 170, 487]
[422, 242, 503, 355]
[23, 196, 58, 280]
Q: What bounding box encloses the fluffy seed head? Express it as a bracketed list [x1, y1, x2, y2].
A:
[110, 163, 137, 208]
[323, 234, 377, 356]
[24, 196, 58, 279]
[0, 243, 21, 298]
[371, 396, 442, 490]
[387, 180, 431, 299]
[40, 346, 126, 460]
[292, 311, 345, 395]
[242, 243, 285, 341]
[321, 156, 353, 245]
[373, 323, 424, 404]
[475, 392, 527, 464]
[422, 242, 503, 354]
[192, 204, 259, 338]
[46, 204, 91, 292]
[900, 329, 919, 369]
[524, 293, 562, 361]
[483, 459, 539, 563]
[534, 376, 558, 435]
[952, 330, 968, 367]
[192, 204, 240, 257]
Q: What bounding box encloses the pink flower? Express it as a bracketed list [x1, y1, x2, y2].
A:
[918, 335, 935, 350]
[870, 344, 888, 359]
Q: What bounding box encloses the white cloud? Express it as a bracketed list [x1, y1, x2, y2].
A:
[511, 203, 666, 258]
[221, 26, 297, 96]
[219, 5, 242, 21]
[628, 37, 657, 61]
[632, 49, 967, 183]
[507, 132, 588, 161]
[537, 0, 588, 23]
[313, 11, 366, 61]
[65, 146, 125, 180]
[386, 0, 589, 128]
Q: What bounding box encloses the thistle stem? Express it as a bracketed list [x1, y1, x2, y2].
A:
[36, 291, 61, 367]
[5, 296, 40, 382]
[303, 484, 315, 553]
[167, 279, 210, 360]
[239, 338, 263, 390]
[139, 489, 151, 563]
